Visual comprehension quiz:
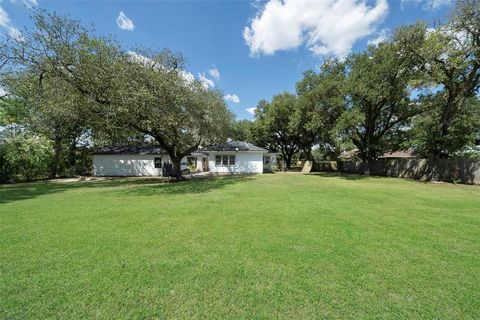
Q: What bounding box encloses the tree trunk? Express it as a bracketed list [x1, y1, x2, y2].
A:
[171, 156, 184, 181]
[285, 154, 293, 169]
[431, 88, 456, 159]
[49, 139, 62, 179]
[67, 138, 77, 171]
[303, 146, 312, 161]
[363, 159, 371, 176]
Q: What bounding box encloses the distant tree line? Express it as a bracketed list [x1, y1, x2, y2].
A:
[230, 0, 480, 171]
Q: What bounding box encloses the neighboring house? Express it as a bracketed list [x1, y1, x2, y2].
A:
[378, 151, 416, 160]
[338, 149, 359, 160]
[92, 141, 277, 176]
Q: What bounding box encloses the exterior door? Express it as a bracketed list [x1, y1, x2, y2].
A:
[202, 157, 209, 172]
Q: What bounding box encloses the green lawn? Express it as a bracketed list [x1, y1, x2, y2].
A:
[1, 173, 479, 319]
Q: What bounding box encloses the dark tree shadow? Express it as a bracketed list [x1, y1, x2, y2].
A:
[0, 175, 254, 204]
[306, 172, 369, 180]
[0, 182, 79, 204]
[120, 175, 253, 196]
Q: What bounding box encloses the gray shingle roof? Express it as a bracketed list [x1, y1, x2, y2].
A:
[201, 141, 268, 152]
[93, 145, 166, 155]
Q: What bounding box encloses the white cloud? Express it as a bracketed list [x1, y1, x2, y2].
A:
[367, 29, 388, 46]
[0, 6, 11, 28]
[117, 11, 134, 31]
[198, 72, 215, 89]
[180, 70, 195, 85]
[9, 0, 38, 8]
[208, 67, 220, 80]
[401, 0, 452, 10]
[0, 86, 7, 96]
[246, 107, 256, 116]
[23, 0, 38, 6]
[128, 51, 196, 85]
[224, 94, 240, 104]
[127, 51, 154, 66]
[0, 6, 24, 41]
[243, 0, 388, 58]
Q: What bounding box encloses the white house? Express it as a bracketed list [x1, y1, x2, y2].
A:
[92, 141, 277, 176]
[193, 141, 277, 174]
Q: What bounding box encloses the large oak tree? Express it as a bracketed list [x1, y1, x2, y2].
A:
[2, 10, 232, 179]
[396, 0, 480, 158]
[336, 40, 421, 171]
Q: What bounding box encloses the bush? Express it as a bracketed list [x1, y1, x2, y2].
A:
[0, 132, 52, 183]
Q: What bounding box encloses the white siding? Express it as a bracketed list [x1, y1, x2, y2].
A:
[207, 152, 264, 174]
[93, 154, 187, 176]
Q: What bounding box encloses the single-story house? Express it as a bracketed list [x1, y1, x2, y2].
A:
[377, 151, 416, 160]
[92, 141, 277, 176]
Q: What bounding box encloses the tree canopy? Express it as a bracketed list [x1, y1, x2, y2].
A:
[1, 1, 479, 181]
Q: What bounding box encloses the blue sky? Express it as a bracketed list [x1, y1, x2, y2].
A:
[0, 0, 452, 120]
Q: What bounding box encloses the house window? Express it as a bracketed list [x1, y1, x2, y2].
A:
[154, 157, 162, 168]
[215, 155, 236, 166]
[264, 156, 271, 165]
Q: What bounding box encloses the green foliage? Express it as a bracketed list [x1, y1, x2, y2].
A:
[1, 10, 232, 179]
[107, 49, 233, 176]
[1, 1, 479, 182]
[294, 59, 346, 159]
[0, 128, 52, 182]
[395, 0, 480, 158]
[252, 93, 300, 168]
[336, 41, 421, 162]
[229, 119, 254, 142]
[411, 96, 480, 157]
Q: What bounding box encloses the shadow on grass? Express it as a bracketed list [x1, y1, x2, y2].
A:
[306, 172, 369, 180]
[120, 175, 253, 196]
[0, 175, 253, 204]
[0, 182, 79, 204]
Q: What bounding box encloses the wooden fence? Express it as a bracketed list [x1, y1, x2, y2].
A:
[313, 159, 480, 185]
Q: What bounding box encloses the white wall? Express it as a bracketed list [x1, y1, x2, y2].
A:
[207, 152, 264, 174]
[93, 154, 186, 176]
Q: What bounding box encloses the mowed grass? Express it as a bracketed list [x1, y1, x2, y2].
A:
[1, 173, 480, 319]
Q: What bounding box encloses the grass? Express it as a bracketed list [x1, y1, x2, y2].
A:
[1, 173, 480, 319]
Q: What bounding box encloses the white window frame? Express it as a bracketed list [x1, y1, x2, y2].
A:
[154, 157, 162, 168]
[215, 155, 236, 166]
